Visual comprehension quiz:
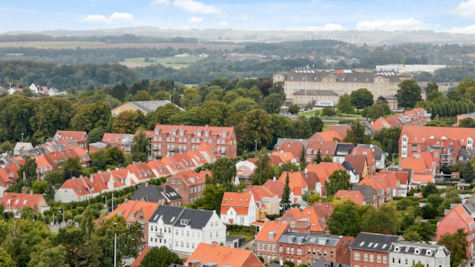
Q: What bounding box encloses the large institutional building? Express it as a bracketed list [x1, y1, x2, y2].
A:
[273, 69, 411, 106]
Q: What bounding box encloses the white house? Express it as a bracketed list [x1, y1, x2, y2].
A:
[388, 241, 450, 267]
[148, 206, 226, 256]
[357, 144, 386, 170]
[29, 83, 41, 94]
[220, 191, 257, 226]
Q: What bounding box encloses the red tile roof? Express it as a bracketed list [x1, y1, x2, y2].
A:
[306, 162, 345, 184]
[412, 174, 434, 184]
[277, 142, 304, 162]
[105, 199, 159, 223]
[1, 192, 46, 209]
[335, 190, 365, 205]
[54, 130, 87, 142]
[317, 131, 343, 141]
[358, 176, 384, 191]
[279, 172, 308, 196]
[271, 151, 296, 164]
[185, 243, 263, 267]
[311, 200, 334, 221]
[130, 247, 150, 267]
[171, 170, 206, 186]
[255, 221, 289, 242]
[400, 126, 475, 146]
[102, 133, 125, 145]
[263, 179, 285, 196]
[152, 124, 235, 142]
[197, 143, 222, 158]
[326, 125, 351, 138]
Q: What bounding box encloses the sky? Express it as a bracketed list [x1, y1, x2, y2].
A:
[2, 0, 475, 33]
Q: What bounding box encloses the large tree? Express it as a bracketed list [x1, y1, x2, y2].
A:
[422, 182, 439, 198]
[463, 163, 475, 183]
[198, 101, 235, 126]
[252, 148, 275, 185]
[350, 89, 374, 111]
[324, 170, 352, 196]
[269, 115, 291, 148]
[456, 77, 475, 96]
[396, 80, 422, 109]
[30, 96, 76, 138]
[17, 156, 38, 186]
[290, 117, 312, 139]
[0, 247, 15, 267]
[131, 128, 149, 162]
[260, 93, 283, 114]
[362, 100, 391, 120]
[112, 110, 144, 134]
[235, 109, 272, 152]
[88, 127, 106, 144]
[327, 200, 362, 237]
[336, 93, 355, 114]
[308, 116, 324, 133]
[132, 90, 152, 101]
[71, 101, 111, 133]
[288, 104, 300, 115]
[438, 229, 468, 266]
[363, 203, 400, 235]
[0, 95, 34, 141]
[343, 122, 370, 146]
[210, 158, 236, 190]
[139, 247, 183, 267]
[282, 172, 291, 213]
[147, 103, 183, 129]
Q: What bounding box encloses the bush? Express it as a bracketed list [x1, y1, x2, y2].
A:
[226, 225, 255, 234]
[428, 219, 441, 224]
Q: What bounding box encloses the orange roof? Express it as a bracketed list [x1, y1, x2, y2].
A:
[197, 143, 221, 158]
[255, 221, 290, 242]
[171, 170, 206, 186]
[286, 207, 306, 220]
[358, 176, 384, 191]
[105, 200, 159, 222]
[279, 172, 308, 195]
[400, 158, 429, 174]
[325, 125, 351, 138]
[245, 185, 278, 202]
[54, 130, 87, 142]
[301, 206, 326, 232]
[306, 140, 337, 157]
[126, 163, 154, 181]
[271, 151, 296, 163]
[263, 179, 285, 196]
[1, 193, 45, 209]
[412, 174, 434, 184]
[146, 159, 171, 176]
[317, 131, 343, 141]
[306, 162, 345, 183]
[277, 142, 303, 162]
[352, 147, 375, 165]
[400, 126, 475, 146]
[161, 156, 184, 173]
[186, 150, 208, 164]
[185, 243, 261, 267]
[33, 155, 52, 168]
[153, 124, 235, 142]
[221, 191, 253, 210]
[102, 133, 125, 145]
[452, 204, 475, 226]
[130, 247, 150, 267]
[335, 190, 365, 205]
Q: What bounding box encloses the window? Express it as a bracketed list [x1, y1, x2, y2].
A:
[331, 251, 333, 257]
[287, 247, 290, 254]
[210, 232, 212, 238]
[370, 255, 374, 262]
[377, 255, 381, 263]
[383, 257, 387, 264]
[291, 248, 294, 254]
[297, 248, 302, 255]
[364, 254, 368, 261]
[354, 253, 360, 260]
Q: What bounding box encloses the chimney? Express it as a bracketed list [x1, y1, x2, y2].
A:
[107, 169, 110, 172]
[29, 190, 33, 196]
[237, 190, 241, 194]
[211, 241, 217, 247]
[305, 168, 307, 174]
[72, 176, 76, 180]
[326, 229, 330, 235]
[273, 177, 276, 182]
[145, 182, 149, 187]
[124, 198, 128, 204]
[90, 174, 94, 183]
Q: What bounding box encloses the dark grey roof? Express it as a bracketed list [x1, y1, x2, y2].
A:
[334, 144, 354, 156]
[357, 144, 383, 161]
[277, 232, 341, 247]
[351, 185, 377, 204]
[268, 264, 285, 267]
[350, 232, 400, 253]
[392, 241, 450, 257]
[168, 264, 186, 267]
[458, 149, 475, 163]
[275, 138, 309, 150]
[342, 161, 358, 177]
[282, 69, 403, 84]
[361, 120, 375, 132]
[131, 184, 182, 203]
[385, 95, 397, 100]
[294, 90, 338, 96]
[310, 259, 350, 267]
[0, 87, 6, 92]
[89, 142, 109, 149]
[149, 206, 215, 230]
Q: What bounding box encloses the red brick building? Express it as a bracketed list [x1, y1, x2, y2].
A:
[305, 140, 338, 163]
[102, 133, 134, 153]
[166, 170, 206, 204]
[310, 200, 335, 222]
[437, 204, 475, 257]
[350, 232, 401, 267]
[145, 124, 237, 159]
[277, 232, 354, 266]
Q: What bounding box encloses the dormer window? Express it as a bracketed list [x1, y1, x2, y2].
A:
[395, 246, 400, 252]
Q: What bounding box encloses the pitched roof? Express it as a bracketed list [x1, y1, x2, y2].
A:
[149, 205, 214, 230]
[102, 133, 126, 145]
[271, 151, 296, 164]
[1, 193, 45, 209]
[412, 174, 434, 184]
[400, 158, 429, 174]
[105, 200, 159, 222]
[197, 143, 222, 158]
[263, 179, 285, 196]
[301, 206, 326, 232]
[221, 192, 253, 215]
[306, 162, 345, 184]
[171, 170, 206, 186]
[317, 131, 343, 142]
[310, 200, 334, 221]
[146, 159, 171, 176]
[151, 124, 234, 143]
[185, 243, 261, 267]
[279, 172, 308, 196]
[352, 147, 375, 165]
[335, 190, 365, 205]
[255, 221, 289, 242]
[325, 125, 351, 139]
[131, 184, 181, 203]
[236, 160, 257, 177]
[344, 154, 367, 175]
[358, 176, 384, 191]
[400, 126, 475, 146]
[306, 140, 337, 157]
[54, 130, 87, 142]
[451, 204, 475, 227]
[350, 232, 400, 252]
[130, 247, 150, 267]
[278, 141, 304, 161]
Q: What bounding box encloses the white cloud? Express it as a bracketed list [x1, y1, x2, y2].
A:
[82, 12, 134, 24]
[306, 23, 344, 31]
[91, 4, 96, 7]
[83, 15, 112, 23]
[356, 18, 431, 31]
[218, 20, 229, 26]
[188, 17, 203, 23]
[311, 0, 321, 3]
[449, 0, 475, 18]
[150, 0, 170, 6]
[110, 12, 134, 21]
[449, 25, 475, 34]
[242, 16, 248, 21]
[173, 0, 221, 14]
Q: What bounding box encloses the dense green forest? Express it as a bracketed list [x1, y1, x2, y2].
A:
[0, 33, 199, 43]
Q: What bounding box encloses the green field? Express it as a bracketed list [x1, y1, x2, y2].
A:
[298, 110, 320, 117]
[185, 84, 198, 88]
[0, 41, 103, 49]
[323, 121, 338, 130]
[123, 56, 203, 68]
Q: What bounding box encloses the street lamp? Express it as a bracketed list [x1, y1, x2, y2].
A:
[59, 207, 64, 224]
[21, 133, 24, 142]
[114, 222, 118, 267]
[254, 140, 257, 158]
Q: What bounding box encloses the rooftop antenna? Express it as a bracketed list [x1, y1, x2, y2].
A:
[7, 78, 12, 89]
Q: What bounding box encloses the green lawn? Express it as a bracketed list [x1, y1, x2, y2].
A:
[124, 56, 204, 68]
[298, 110, 320, 117]
[0, 41, 103, 49]
[185, 84, 198, 88]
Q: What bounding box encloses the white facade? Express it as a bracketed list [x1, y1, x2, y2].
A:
[148, 211, 226, 256]
[29, 83, 40, 94]
[221, 194, 258, 227]
[54, 187, 100, 203]
[376, 153, 386, 170]
[389, 242, 450, 267]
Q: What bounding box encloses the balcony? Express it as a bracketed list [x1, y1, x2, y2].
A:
[155, 232, 163, 238]
[169, 148, 175, 152]
[314, 255, 323, 260]
[153, 145, 158, 151]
